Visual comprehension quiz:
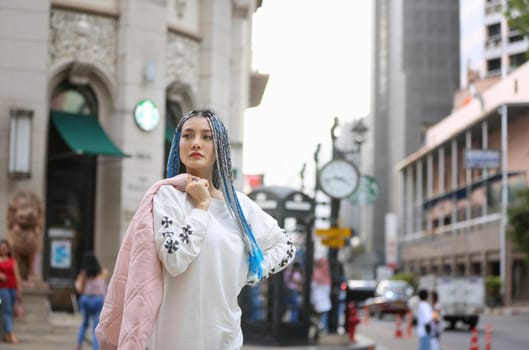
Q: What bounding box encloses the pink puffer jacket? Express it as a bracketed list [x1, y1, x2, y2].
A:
[95, 175, 187, 350]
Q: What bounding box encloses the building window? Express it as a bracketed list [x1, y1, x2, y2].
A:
[508, 29, 524, 43]
[510, 52, 527, 69]
[486, 23, 502, 49]
[486, 58, 501, 75]
[487, 23, 501, 39]
[51, 83, 98, 115]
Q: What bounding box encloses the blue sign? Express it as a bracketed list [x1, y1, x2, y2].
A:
[464, 149, 500, 168]
[51, 240, 71, 269]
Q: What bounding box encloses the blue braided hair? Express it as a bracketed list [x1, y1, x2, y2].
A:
[166, 110, 264, 280]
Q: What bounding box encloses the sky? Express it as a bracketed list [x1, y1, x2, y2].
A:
[243, 0, 373, 190]
[459, 0, 485, 87]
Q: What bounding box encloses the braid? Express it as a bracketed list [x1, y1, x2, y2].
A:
[166, 110, 264, 280]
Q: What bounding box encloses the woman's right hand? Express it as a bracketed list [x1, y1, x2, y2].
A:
[0, 272, 6, 281]
[185, 175, 211, 210]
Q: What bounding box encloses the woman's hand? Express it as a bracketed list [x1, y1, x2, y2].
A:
[185, 175, 211, 210]
[0, 272, 6, 282]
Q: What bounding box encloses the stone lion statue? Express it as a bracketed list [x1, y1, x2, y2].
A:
[7, 191, 44, 280]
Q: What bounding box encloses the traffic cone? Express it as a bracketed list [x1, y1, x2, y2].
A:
[485, 324, 491, 350]
[394, 313, 403, 338]
[364, 305, 369, 325]
[406, 311, 413, 337]
[469, 327, 479, 350]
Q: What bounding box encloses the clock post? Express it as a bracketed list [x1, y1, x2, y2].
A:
[317, 117, 367, 334]
[328, 118, 343, 334]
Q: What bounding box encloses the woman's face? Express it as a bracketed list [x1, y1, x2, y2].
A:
[0, 243, 9, 257]
[179, 116, 216, 177]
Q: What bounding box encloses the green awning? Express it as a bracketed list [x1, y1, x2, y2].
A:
[166, 127, 174, 143]
[51, 111, 129, 157]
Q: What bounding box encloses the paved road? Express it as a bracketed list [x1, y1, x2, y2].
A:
[358, 313, 529, 350]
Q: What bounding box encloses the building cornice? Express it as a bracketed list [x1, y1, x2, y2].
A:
[51, 0, 120, 18]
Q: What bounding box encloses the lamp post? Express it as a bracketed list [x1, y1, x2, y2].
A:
[323, 117, 367, 333]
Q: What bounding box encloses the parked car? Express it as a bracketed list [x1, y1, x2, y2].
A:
[364, 280, 413, 319]
[345, 280, 377, 307]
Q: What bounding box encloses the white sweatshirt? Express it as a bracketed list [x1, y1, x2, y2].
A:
[150, 185, 295, 350]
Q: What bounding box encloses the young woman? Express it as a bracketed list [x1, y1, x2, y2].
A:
[97, 110, 295, 350]
[75, 251, 107, 350]
[310, 258, 331, 332]
[0, 239, 22, 344]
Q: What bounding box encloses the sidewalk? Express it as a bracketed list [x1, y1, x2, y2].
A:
[5, 312, 375, 350]
[483, 303, 529, 316]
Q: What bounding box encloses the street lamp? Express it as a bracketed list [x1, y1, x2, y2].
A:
[352, 118, 368, 148]
[319, 117, 368, 333]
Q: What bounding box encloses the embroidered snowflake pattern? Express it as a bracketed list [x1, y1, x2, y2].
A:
[264, 267, 276, 279]
[161, 216, 173, 228]
[182, 224, 193, 236]
[179, 224, 193, 243]
[279, 233, 295, 268]
[162, 224, 194, 254]
[179, 232, 190, 244]
[161, 231, 174, 238]
[164, 239, 179, 254]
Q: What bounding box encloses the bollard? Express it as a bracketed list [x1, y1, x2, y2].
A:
[469, 327, 479, 350]
[485, 324, 491, 350]
[364, 305, 369, 325]
[406, 311, 413, 337]
[394, 313, 403, 338]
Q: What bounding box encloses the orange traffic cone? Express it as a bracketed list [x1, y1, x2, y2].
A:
[406, 311, 413, 337]
[394, 313, 403, 338]
[469, 327, 479, 350]
[485, 324, 491, 350]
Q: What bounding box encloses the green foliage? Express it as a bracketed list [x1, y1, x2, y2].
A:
[485, 276, 502, 305]
[507, 188, 529, 261]
[505, 1, 529, 45]
[391, 272, 417, 290]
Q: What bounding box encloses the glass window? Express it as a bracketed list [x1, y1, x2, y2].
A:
[51, 84, 97, 115]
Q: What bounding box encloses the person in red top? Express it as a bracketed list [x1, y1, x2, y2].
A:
[0, 239, 22, 344]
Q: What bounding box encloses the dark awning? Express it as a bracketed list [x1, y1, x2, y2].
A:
[51, 111, 129, 157]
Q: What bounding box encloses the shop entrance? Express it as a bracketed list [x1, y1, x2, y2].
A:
[45, 82, 127, 310]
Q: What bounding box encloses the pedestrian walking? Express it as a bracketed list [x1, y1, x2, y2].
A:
[284, 261, 303, 322]
[417, 289, 433, 350]
[0, 239, 22, 344]
[310, 257, 331, 333]
[430, 290, 443, 350]
[75, 251, 108, 350]
[96, 110, 296, 350]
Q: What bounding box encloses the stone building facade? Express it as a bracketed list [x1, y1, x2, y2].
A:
[1, 0, 265, 308]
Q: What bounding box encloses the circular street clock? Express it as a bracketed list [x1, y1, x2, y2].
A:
[318, 159, 360, 199]
[133, 99, 160, 131]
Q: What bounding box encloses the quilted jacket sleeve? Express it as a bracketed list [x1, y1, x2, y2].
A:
[153, 185, 211, 277]
[96, 175, 187, 350]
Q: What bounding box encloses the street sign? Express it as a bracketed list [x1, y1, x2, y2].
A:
[464, 149, 500, 168]
[321, 237, 346, 248]
[316, 227, 352, 238]
[349, 175, 379, 206]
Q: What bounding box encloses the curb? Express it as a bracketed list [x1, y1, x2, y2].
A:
[483, 306, 529, 316]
